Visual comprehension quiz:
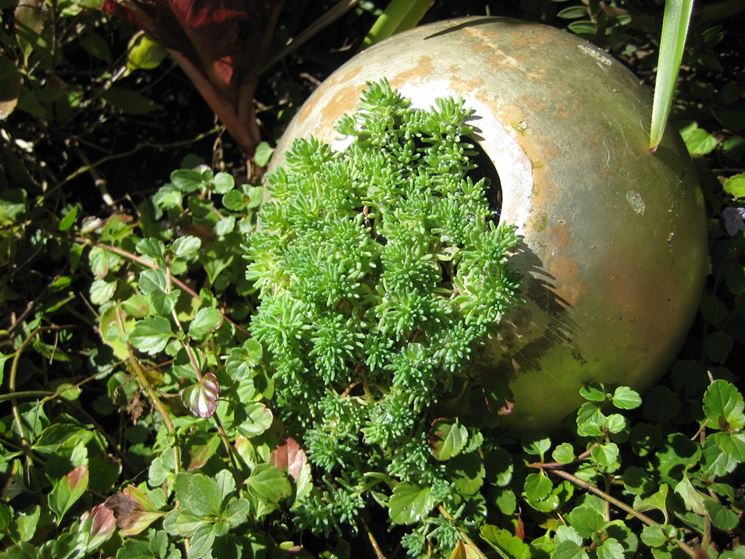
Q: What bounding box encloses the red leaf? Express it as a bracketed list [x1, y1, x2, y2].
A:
[182, 372, 220, 418]
[89, 504, 117, 538]
[103, 0, 282, 155]
[269, 437, 308, 481]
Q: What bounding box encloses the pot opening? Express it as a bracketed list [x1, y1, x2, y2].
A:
[467, 139, 503, 224]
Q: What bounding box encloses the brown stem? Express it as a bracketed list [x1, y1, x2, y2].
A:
[527, 444, 597, 470]
[128, 354, 181, 475]
[259, 0, 360, 75]
[535, 467, 696, 558]
[360, 516, 387, 559]
[8, 328, 43, 444]
[438, 506, 488, 559]
[45, 127, 221, 201]
[75, 237, 250, 337]
[169, 50, 255, 156]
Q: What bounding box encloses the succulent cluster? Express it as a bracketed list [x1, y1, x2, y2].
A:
[247, 80, 522, 537]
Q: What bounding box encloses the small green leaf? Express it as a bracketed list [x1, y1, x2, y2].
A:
[48, 465, 89, 522]
[33, 423, 94, 454]
[172, 235, 202, 260]
[675, 476, 706, 515]
[591, 442, 620, 471]
[634, 484, 669, 525]
[223, 498, 250, 528]
[596, 538, 624, 559]
[430, 419, 467, 461]
[135, 238, 166, 265]
[521, 430, 551, 458]
[551, 442, 575, 464]
[222, 189, 246, 211]
[362, 0, 433, 48]
[174, 472, 222, 517]
[479, 524, 530, 559]
[493, 488, 517, 516]
[523, 473, 552, 503]
[163, 509, 207, 537]
[171, 169, 206, 193]
[215, 215, 236, 237]
[700, 292, 727, 326]
[388, 483, 435, 525]
[567, 505, 605, 538]
[89, 246, 122, 278]
[15, 505, 40, 542]
[723, 173, 745, 199]
[80, 32, 112, 63]
[679, 122, 718, 156]
[248, 464, 292, 504]
[90, 278, 116, 305]
[557, 6, 587, 19]
[605, 414, 627, 434]
[579, 382, 607, 402]
[703, 379, 745, 430]
[129, 316, 173, 355]
[704, 498, 739, 531]
[103, 88, 160, 115]
[576, 403, 605, 437]
[237, 402, 274, 438]
[188, 523, 217, 559]
[714, 432, 745, 461]
[189, 308, 224, 340]
[552, 540, 589, 559]
[126, 32, 167, 73]
[612, 386, 642, 409]
[704, 332, 733, 364]
[211, 172, 235, 194]
[640, 525, 667, 548]
[254, 142, 274, 167]
[58, 205, 79, 232]
[225, 344, 261, 380]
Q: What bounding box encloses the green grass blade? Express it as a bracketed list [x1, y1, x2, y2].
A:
[362, 0, 433, 49]
[649, 0, 695, 151]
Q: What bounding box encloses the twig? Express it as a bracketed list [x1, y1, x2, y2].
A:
[360, 516, 387, 559]
[536, 468, 696, 558]
[8, 328, 43, 445]
[72, 145, 115, 207]
[75, 237, 250, 337]
[260, 0, 360, 75]
[438, 506, 488, 559]
[128, 353, 181, 475]
[43, 126, 222, 202]
[526, 444, 597, 470]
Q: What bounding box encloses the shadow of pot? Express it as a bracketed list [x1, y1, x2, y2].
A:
[268, 17, 708, 430]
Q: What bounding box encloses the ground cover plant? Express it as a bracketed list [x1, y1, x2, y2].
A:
[1, 1, 744, 558]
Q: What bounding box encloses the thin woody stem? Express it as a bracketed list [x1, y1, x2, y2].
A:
[75, 237, 250, 337]
[531, 467, 696, 558]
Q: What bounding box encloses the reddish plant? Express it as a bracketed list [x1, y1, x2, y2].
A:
[103, 0, 282, 159]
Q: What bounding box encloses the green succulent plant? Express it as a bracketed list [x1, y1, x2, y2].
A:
[247, 80, 522, 541]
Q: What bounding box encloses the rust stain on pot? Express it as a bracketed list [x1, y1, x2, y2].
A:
[319, 83, 365, 129]
[390, 56, 434, 87]
[449, 75, 485, 96]
[543, 224, 588, 307]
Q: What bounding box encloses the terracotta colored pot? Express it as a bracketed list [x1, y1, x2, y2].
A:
[269, 17, 707, 430]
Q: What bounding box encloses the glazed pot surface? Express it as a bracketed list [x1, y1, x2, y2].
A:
[269, 17, 707, 430]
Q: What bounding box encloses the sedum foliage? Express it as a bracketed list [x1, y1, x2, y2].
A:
[247, 80, 522, 539]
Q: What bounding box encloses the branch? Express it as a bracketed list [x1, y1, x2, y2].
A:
[75, 237, 250, 338]
[534, 467, 696, 558]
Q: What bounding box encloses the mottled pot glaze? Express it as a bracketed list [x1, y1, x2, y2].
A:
[269, 17, 707, 429]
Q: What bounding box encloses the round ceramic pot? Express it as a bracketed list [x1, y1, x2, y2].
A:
[268, 17, 707, 430]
